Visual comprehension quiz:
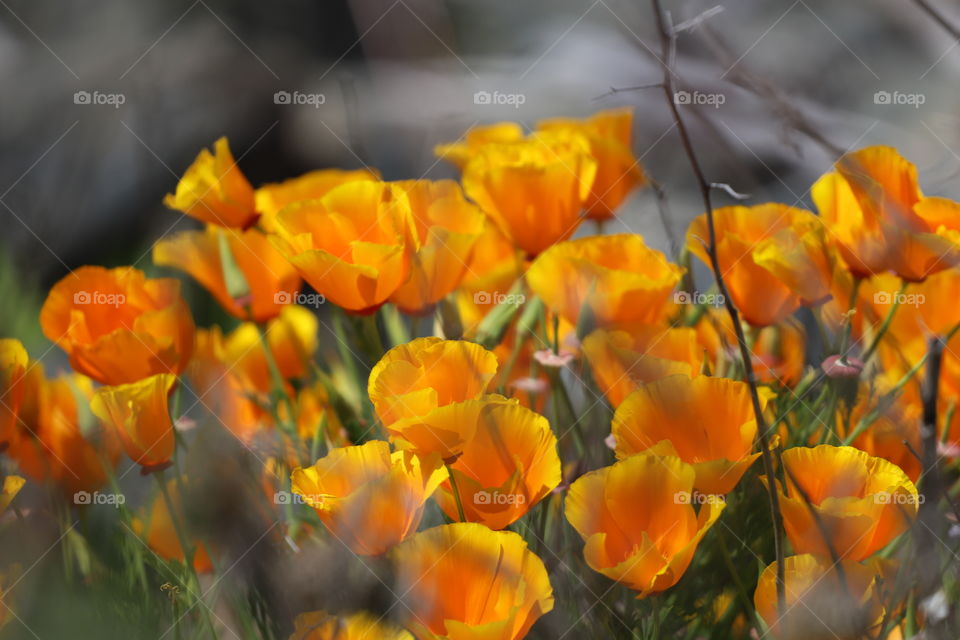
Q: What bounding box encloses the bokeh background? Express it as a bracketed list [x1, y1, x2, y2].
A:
[1, 0, 960, 636]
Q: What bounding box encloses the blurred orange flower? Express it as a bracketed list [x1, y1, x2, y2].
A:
[0, 339, 29, 447]
[90, 372, 177, 471]
[581, 326, 701, 408]
[455, 221, 525, 331]
[134, 479, 213, 573]
[566, 454, 724, 597]
[40, 266, 195, 385]
[392, 523, 554, 639]
[612, 375, 762, 494]
[368, 338, 499, 442]
[434, 398, 560, 529]
[0, 476, 24, 514]
[268, 181, 414, 312]
[460, 131, 597, 257]
[813, 145, 960, 281]
[754, 554, 882, 640]
[434, 122, 525, 169]
[388, 180, 486, 313]
[538, 108, 646, 220]
[687, 203, 825, 326]
[153, 225, 300, 322]
[527, 234, 683, 327]
[772, 445, 919, 561]
[289, 610, 413, 640]
[164, 137, 258, 229]
[8, 364, 120, 494]
[291, 440, 446, 555]
[255, 167, 380, 232]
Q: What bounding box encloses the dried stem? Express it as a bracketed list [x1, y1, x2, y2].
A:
[648, 0, 786, 616]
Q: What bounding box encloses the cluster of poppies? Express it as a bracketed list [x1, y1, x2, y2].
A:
[1, 108, 957, 638]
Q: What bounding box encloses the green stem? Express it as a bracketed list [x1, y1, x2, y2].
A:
[447, 467, 467, 522]
[861, 281, 906, 363]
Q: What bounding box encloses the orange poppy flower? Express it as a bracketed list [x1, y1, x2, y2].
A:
[90, 373, 177, 471]
[153, 225, 300, 322]
[565, 454, 724, 597]
[367, 338, 499, 439]
[291, 440, 447, 555]
[289, 610, 413, 640]
[687, 204, 825, 327]
[461, 131, 597, 257]
[772, 445, 919, 561]
[526, 234, 683, 327]
[40, 266, 195, 385]
[7, 364, 120, 495]
[838, 382, 922, 482]
[134, 479, 213, 573]
[268, 181, 414, 313]
[813, 145, 960, 281]
[0, 339, 29, 447]
[392, 523, 554, 639]
[581, 326, 701, 407]
[434, 122, 525, 169]
[754, 554, 882, 640]
[388, 180, 486, 313]
[164, 137, 258, 229]
[433, 397, 561, 529]
[538, 108, 646, 220]
[255, 167, 380, 232]
[293, 382, 348, 449]
[612, 375, 762, 494]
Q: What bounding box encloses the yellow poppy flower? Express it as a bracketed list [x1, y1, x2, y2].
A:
[268, 181, 414, 312]
[292, 441, 446, 556]
[433, 397, 561, 529]
[772, 445, 919, 561]
[565, 454, 725, 597]
[526, 234, 683, 327]
[0, 338, 29, 447]
[392, 523, 554, 640]
[288, 610, 413, 640]
[90, 373, 177, 471]
[40, 266, 195, 385]
[164, 137, 258, 229]
[612, 375, 762, 494]
[538, 108, 646, 220]
[434, 122, 525, 169]
[134, 479, 213, 573]
[255, 167, 380, 232]
[388, 180, 486, 313]
[0, 475, 24, 514]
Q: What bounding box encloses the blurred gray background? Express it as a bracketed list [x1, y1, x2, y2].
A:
[2, 0, 960, 345]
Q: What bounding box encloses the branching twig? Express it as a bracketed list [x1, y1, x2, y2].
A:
[648, 0, 787, 617]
